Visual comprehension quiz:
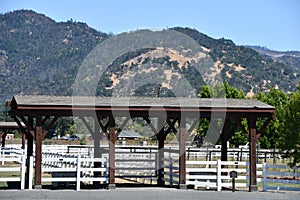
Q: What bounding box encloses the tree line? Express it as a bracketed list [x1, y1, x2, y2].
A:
[198, 81, 300, 167]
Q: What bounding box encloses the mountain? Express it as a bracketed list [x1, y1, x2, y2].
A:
[246, 45, 300, 70]
[0, 10, 299, 107]
[0, 10, 108, 100]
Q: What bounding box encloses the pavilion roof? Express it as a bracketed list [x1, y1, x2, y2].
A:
[11, 95, 274, 110]
[0, 121, 25, 129]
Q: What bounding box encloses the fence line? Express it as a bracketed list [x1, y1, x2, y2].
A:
[1, 145, 298, 191]
[0, 155, 26, 189]
[177, 160, 263, 191]
[0, 147, 24, 165]
[162, 157, 179, 186]
[263, 163, 300, 192]
[29, 154, 108, 190]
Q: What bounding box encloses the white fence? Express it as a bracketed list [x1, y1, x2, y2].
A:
[162, 157, 179, 186]
[0, 147, 24, 165]
[164, 160, 263, 191]
[263, 163, 300, 192]
[28, 154, 108, 190]
[0, 155, 26, 189]
[113, 148, 157, 184]
[1, 145, 299, 191]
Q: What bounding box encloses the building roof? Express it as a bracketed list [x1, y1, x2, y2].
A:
[11, 95, 274, 109]
[118, 131, 143, 138]
[9, 95, 275, 119]
[0, 121, 25, 129]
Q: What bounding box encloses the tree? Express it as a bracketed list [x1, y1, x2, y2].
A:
[199, 81, 245, 98]
[56, 117, 75, 137]
[278, 84, 300, 167]
[197, 82, 246, 147]
[255, 88, 288, 148]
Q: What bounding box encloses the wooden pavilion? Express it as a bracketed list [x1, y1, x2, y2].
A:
[0, 121, 25, 149]
[8, 95, 275, 191]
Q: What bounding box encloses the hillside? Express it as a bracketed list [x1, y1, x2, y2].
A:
[0, 10, 108, 100]
[246, 45, 300, 70]
[0, 10, 299, 106]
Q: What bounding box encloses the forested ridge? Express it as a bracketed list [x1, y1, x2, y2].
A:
[1, 10, 299, 166]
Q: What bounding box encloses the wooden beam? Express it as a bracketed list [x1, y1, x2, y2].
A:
[99, 120, 109, 138]
[42, 116, 59, 138]
[166, 118, 178, 134]
[248, 117, 258, 192]
[1, 131, 7, 147]
[143, 117, 158, 135]
[256, 116, 273, 140]
[42, 116, 50, 125]
[221, 119, 231, 161]
[116, 117, 130, 137]
[80, 116, 95, 135]
[179, 116, 187, 189]
[157, 116, 165, 186]
[236, 119, 249, 137]
[108, 117, 116, 189]
[34, 115, 43, 189]
[13, 116, 26, 133]
[183, 118, 198, 140]
[20, 116, 34, 138]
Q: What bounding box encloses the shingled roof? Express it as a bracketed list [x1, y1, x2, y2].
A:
[11, 95, 274, 109]
[0, 121, 25, 129]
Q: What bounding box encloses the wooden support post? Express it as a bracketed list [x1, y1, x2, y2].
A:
[157, 116, 165, 186]
[179, 117, 187, 189]
[21, 133, 26, 149]
[93, 117, 102, 186]
[157, 134, 165, 186]
[108, 117, 116, 189]
[1, 131, 7, 148]
[248, 117, 258, 192]
[221, 119, 230, 162]
[26, 133, 33, 189]
[34, 115, 43, 189]
[93, 117, 102, 159]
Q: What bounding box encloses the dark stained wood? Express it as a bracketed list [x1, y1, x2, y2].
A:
[221, 119, 230, 162]
[34, 115, 43, 188]
[108, 117, 116, 189]
[157, 117, 165, 186]
[179, 117, 187, 189]
[248, 117, 258, 192]
[8, 95, 276, 191]
[1, 132, 7, 147]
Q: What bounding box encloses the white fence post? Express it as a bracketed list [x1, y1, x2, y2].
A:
[20, 155, 26, 189]
[217, 159, 222, 191]
[169, 158, 173, 186]
[28, 156, 34, 190]
[262, 162, 267, 192]
[76, 155, 81, 191]
[104, 158, 108, 184]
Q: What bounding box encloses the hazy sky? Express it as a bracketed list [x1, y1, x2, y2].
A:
[1, 0, 299, 51]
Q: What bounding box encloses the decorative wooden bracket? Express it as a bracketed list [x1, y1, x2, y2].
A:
[115, 117, 130, 137]
[143, 117, 158, 135]
[256, 116, 273, 140]
[236, 119, 249, 138]
[42, 116, 59, 138]
[20, 116, 35, 138]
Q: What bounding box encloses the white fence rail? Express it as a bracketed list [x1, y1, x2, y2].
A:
[29, 154, 108, 190]
[162, 157, 179, 186]
[0, 155, 26, 189]
[183, 160, 263, 191]
[1, 145, 299, 191]
[0, 147, 24, 165]
[263, 163, 300, 192]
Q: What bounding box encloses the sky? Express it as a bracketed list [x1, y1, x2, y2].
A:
[1, 0, 300, 51]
